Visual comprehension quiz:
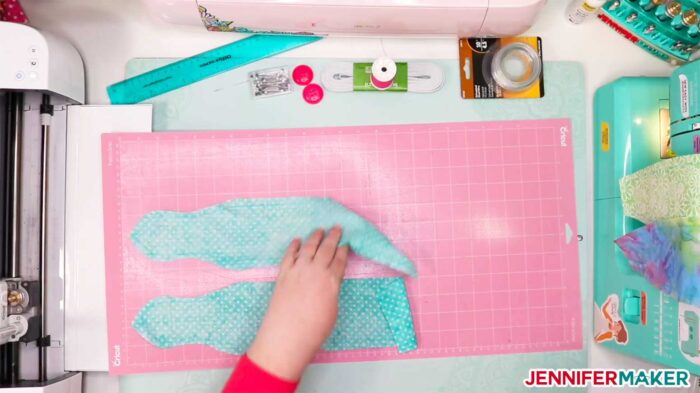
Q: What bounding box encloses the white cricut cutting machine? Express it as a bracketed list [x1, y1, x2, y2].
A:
[0, 21, 83, 392]
[0, 21, 153, 392]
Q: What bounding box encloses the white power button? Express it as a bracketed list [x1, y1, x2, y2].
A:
[29, 72, 37, 80]
[15, 72, 24, 80]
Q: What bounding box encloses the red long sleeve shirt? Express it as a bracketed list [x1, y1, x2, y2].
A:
[222, 355, 299, 393]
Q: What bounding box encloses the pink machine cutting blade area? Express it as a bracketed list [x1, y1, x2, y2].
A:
[102, 119, 581, 374]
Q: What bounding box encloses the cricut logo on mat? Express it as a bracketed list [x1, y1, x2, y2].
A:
[112, 345, 121, 367]
[523, 368, 690, 388]
[560, 127, 569, 147]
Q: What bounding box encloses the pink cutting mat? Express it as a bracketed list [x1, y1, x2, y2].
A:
[102, 119, 581, 375]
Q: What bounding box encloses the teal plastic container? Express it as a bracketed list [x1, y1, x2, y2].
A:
[594, 77, 668, 275]
[594, 77, 700, 373]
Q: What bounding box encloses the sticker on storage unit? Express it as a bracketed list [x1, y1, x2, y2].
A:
[660, 108, 674, 159]
[680, 74, 690, 119]
[601, 122, 610, 152]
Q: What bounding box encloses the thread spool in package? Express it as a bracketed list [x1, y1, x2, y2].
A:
[351, 59, 408, 92]
[371, 58, 397, 90]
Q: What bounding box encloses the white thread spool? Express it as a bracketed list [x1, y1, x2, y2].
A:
[371, 57, 397, 90]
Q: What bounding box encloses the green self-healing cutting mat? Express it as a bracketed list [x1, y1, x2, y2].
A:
[119, 59, 588, 393]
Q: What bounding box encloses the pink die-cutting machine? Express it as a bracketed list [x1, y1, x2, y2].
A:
[141, 0, 546, 37]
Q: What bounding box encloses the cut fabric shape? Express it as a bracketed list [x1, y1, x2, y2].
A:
[131, 197, 416, 276]
[615, 218, 700, 305]
[621, 155, 700, 224]
[132, 277, 418, 354]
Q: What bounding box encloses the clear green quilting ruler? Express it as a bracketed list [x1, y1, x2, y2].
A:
[107, 34, 321, 104]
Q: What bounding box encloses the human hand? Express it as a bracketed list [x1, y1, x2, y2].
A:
[247, 227, 349, 381]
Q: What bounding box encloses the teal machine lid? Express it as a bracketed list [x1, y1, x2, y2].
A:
[594, 77, 670, 200]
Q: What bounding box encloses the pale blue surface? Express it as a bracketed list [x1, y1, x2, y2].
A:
[121, 59, 588, 393]
[132, 197, 416, 276]
[133, 278, 417, 354]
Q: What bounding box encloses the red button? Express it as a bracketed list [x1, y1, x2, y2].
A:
[293, 65, 314, 86]
[303, 83, 324, 104]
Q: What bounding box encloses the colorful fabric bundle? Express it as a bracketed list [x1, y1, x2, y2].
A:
[616, 218, 700, 305]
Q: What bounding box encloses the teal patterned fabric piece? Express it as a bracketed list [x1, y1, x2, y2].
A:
[376, 278, 417, 352]
[132, 277, 417, 353]
[131, 197, 416, 276]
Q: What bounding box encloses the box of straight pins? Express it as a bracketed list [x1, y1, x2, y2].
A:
[249, 66, 293, 98]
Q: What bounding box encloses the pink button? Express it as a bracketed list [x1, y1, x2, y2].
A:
[293, 65, 314, 86]
[303, 83, 324, 105]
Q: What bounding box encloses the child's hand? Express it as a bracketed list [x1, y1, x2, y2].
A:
[247, 227, 349, 381]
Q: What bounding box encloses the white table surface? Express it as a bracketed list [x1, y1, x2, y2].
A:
[19, 0, 682, 391]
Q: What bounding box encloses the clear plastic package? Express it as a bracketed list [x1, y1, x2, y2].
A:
[248, 66, 293, 98]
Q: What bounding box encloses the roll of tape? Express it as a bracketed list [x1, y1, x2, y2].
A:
[371, 57, 397, 90]
[490, 43, 541, 92]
